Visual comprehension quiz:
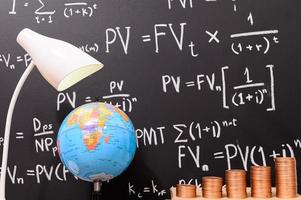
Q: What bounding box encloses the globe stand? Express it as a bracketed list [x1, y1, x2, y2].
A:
[91, 180, 102, 200]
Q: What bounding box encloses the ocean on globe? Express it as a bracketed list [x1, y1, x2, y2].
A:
[57, 102, 136, 182]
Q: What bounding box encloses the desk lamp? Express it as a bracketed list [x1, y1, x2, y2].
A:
[0, 28, 104, 200]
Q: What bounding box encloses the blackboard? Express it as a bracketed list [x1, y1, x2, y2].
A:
[1, 0, 301, 199]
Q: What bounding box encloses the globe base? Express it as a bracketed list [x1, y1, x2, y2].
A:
[91, 191, 102, 200]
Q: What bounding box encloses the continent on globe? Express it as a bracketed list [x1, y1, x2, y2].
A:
[66, 103, 117, 151]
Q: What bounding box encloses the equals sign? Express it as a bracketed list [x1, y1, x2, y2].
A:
[142, 35, 151, 42]
[16, 56, 23, 62]
[16, 132, 24, 139]
[185, 81, 195, 87]
[85, 96, 92, 103]
[143, 187, 150, 193]
[26, 170, 35, 176]
[213, 152, 224, 159]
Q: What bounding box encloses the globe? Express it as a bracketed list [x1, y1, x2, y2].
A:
[57, 102, 136, 182]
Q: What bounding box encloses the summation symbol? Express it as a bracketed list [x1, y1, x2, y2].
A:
[35, 0, 56, 24]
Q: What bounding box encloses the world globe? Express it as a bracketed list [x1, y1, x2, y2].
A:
[57, 102, 136, 182]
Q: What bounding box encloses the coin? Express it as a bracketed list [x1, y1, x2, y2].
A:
[176, 184, 197, 198]
[225, 169, 247, 199]
[275, 157, 297, 198]
[250, 166, 272, 198]
[202, 176, 223, 199]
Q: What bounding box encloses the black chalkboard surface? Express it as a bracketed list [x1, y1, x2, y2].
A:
[1, 0, 301, 199]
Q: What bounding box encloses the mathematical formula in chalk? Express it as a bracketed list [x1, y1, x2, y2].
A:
[9, 0, 98, 23]
[162, 65, 275, 111]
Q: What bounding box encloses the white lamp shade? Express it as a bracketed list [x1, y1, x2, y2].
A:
[16, 28, 104, 91]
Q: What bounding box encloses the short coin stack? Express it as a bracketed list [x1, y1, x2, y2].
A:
[176, 184, 196, 198]
[202, 176, 223, 198]
[225, 169, 247, 199]
[275, 157, 297, 198]
[250, 166, 272, 198]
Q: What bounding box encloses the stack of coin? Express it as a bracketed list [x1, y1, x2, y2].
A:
[225, 169, 247, 198]
[202, 176, 223, 198]
[176, 184, 196, 198]
[275, 157, 297, 198]
[250, 166, 272, 198]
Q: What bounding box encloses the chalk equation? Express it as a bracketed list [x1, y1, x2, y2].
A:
[56, 80, 138, 113]
[162, 65, 275, 111]
[0, 163, 76, 185]
[129, 180, 167, 199]
[8, 0, 98, 23]
[136, 118, 238, 149]
[77, 24, 280, 57]
[213, 139, 300, 171]
[33, 117, 57, 157]
[231, 30, 279, 55]
[0, 53, 31, 70]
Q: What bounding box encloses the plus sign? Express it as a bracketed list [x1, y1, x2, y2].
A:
[246, 45, 253, 51]
[75, 9, 81, 14]
[269, 150, 280, 158]
[203, 126, 210, 132]
[246, 94, 253, 101]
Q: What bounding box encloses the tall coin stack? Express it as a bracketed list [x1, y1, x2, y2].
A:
[250, 166, 272, 198]
[275, 157, 297, 198]
[225, 169, 247, 199]
[202, 176, 223, 198]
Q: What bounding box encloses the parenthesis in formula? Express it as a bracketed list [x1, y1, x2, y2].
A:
[94, 43, 99, 52]
[127, 98, 133, 112]
[88, 7, 93, 17]
[250, 146, 267, 166]
[256, 89, 264, 104]
[232, 92, 239, 106]
[63, 8, 70, 18]
[286, 143, 294, 157]
[263, 37, 270, 54]
[231, 43, 239, 55]
[85, 44, 90, 53]
[213, 121, 221, 138]
[189, 122, 196, 141]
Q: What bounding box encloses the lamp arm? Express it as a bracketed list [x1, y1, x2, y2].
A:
[0, 61, 35, 200]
